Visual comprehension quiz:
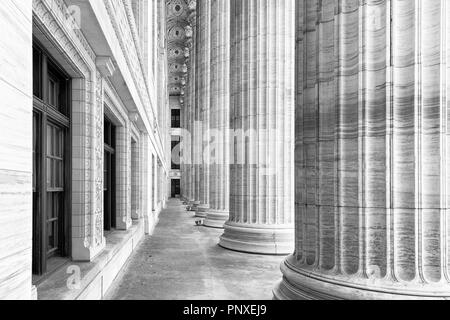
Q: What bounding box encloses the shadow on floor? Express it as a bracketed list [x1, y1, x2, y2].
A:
[105, 199, 287, 300]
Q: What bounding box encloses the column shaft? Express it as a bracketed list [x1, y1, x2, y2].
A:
[195, 0, 211, 218]
[204, 0, 231, 228]
[219, 0, 296, 255]
[275, 0, 450, 300]
[187, 5, 197, 208]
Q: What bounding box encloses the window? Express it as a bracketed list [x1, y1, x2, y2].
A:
[33, 48, 42, 98]
[171, 136, 181, 170]
[32, 41, 71, 277]
[171, 179, 180, 198]
[171, 109, 181, 128]
[33, 45, 69, 116]
[48, 76, 58, 107]
[104, 116, 116, 231]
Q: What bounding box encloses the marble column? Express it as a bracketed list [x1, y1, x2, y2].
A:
[180, 95, 188, 203]
[194, 0, 211, 218]
[180, 61, 189, 203]
[219, 0, 295, 255]
[204, 0, 230, 228]
[180, 96, 186, 202]
[274, 0, 450, 300]
[187, 2, 198, 210]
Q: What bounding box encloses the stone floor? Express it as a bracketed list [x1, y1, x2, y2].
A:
[105, 199, 286, 300]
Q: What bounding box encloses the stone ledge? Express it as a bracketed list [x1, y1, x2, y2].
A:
[37, 220, 145, 300]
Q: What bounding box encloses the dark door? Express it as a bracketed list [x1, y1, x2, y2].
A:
[104, 116, 116, 231]
[171, 180, 180, 198]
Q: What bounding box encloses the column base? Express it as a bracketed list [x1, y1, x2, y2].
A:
[131, 210, 141, 220]
[219, 222, 294, 255]
[195, 204, 209, 218]
[204, 209, 229, 229]
[273, 256, 450, 300]
[187, 200, 200, 212]
[144, 211, 156, 235]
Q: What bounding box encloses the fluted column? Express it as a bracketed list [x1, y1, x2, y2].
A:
[275, 0, 450, 300]
[180, 94, 187, 202]
[219, 0, 295, 255]
[194, 0, 211, 218]
[186, 2, 197, 208]
[181, 19, 193, 204]
[204, 0, 230, 228]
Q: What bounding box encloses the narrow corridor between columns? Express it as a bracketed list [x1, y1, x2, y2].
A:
[105, 199, 284, 300]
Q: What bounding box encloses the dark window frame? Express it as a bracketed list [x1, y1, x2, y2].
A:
[171, 179, 180, 198]
[171, 109, 181, 128]
[104, 115, 116, 231]
[32, 40, 72, 277]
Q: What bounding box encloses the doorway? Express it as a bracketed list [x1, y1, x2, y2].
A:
[104, 116, 116, 231]
[171, 179, 180, 198]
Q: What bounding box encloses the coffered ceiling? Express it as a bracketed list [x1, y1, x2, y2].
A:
[166, 0, 194, 97]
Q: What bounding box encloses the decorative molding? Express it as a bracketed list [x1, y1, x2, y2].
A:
[96, 56, 116, 78]
[129, 112, 139, 123]
[103, 0, 153, 123]
[166, 0, 194, 96]
[33, 0, 104, 255]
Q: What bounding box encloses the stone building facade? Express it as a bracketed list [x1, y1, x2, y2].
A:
[1, 0, 450, 301]
[0, 0, 169, 299]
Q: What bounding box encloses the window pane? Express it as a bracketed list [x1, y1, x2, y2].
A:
[48, 80, 54, 106]
[33, 48, 41, 98]
[52, 159, 56, 188]
[54, 194, 60, 219]
[46, 158, 51, 187]
[47, 193, 53, 220]
[47, 125, 52, 155]
[47, 221, 57, 252]
[33, 114, 38, 190]
[58, 129, 63, 158]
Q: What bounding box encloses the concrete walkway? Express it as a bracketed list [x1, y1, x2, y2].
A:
[105, 199, 286, 300]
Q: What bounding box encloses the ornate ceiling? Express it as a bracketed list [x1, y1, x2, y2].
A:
[166, 0, 195, 97]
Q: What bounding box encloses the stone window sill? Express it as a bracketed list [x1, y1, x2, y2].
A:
[36, 219, 145, 300]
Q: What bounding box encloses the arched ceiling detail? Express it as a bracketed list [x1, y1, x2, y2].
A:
[166, 0, 194, 97]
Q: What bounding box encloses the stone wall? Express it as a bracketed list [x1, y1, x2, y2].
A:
[0, 0, 169, 300]
[0, 0, 33, 300]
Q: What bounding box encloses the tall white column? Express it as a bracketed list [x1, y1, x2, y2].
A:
[219, 0, 296, 255]
[194, 0, 211, 218]
[186, 2, 197, 209]
[204, 0, 230, 228]
[275, 0, 450, 300]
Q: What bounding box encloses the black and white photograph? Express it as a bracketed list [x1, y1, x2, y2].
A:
[0, 0, 449, 308]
